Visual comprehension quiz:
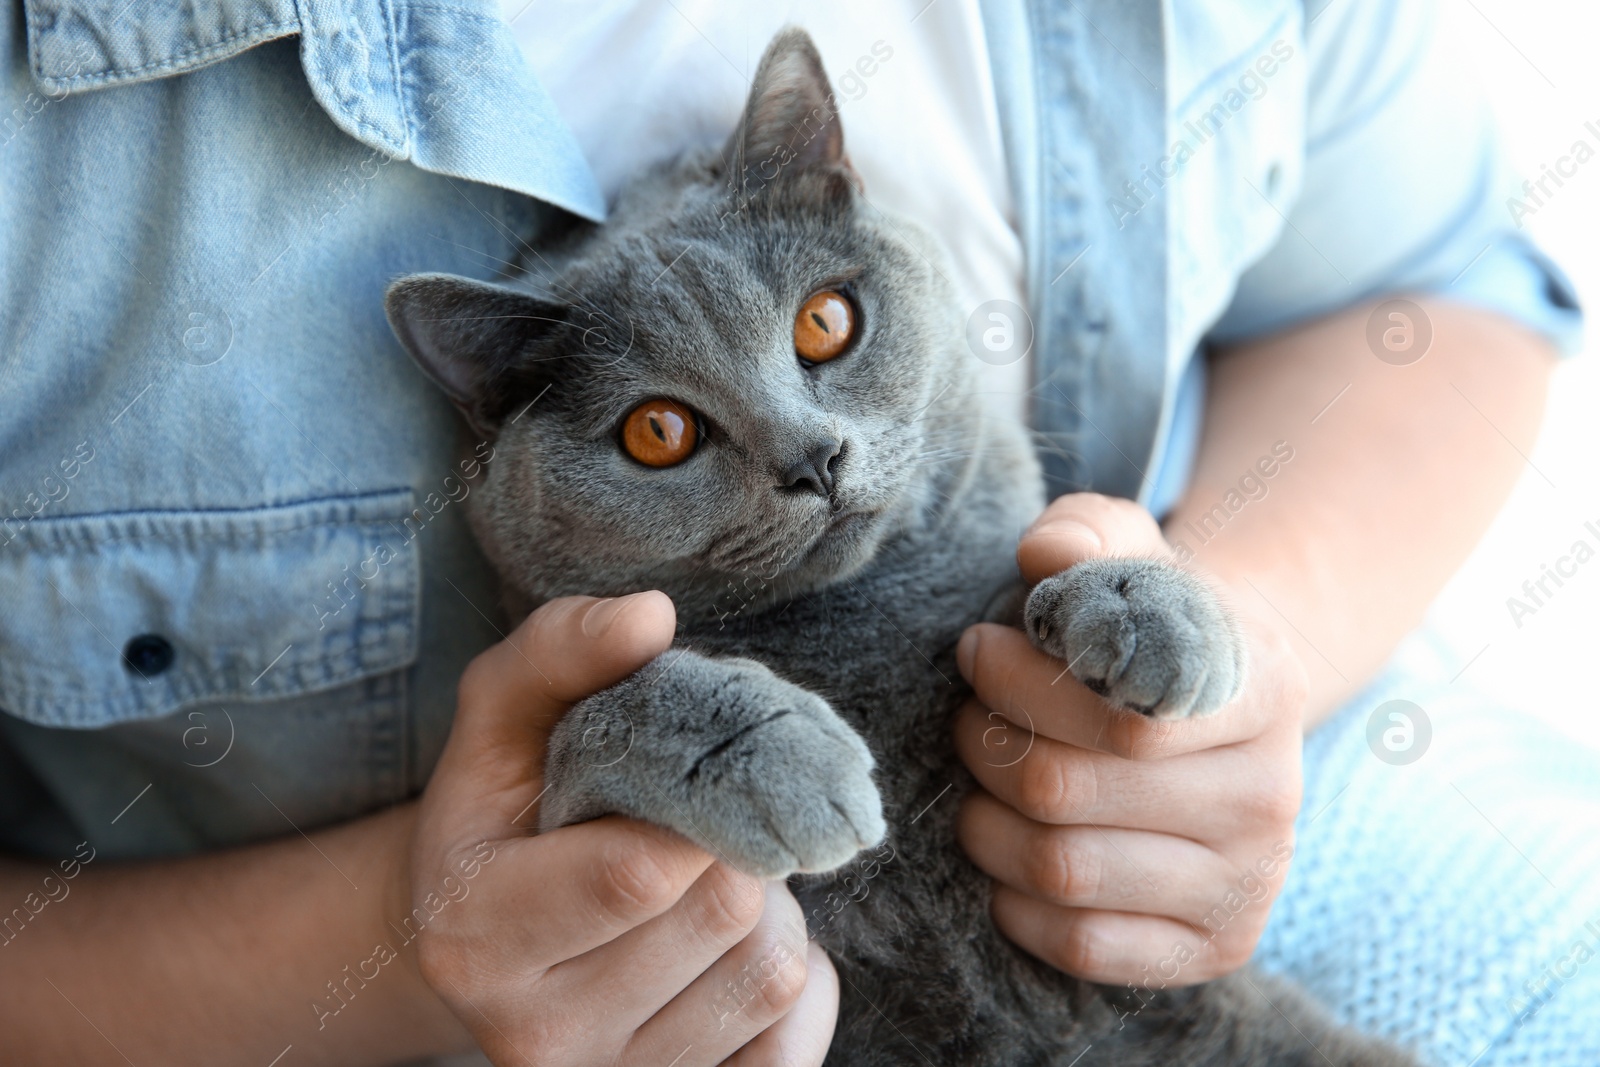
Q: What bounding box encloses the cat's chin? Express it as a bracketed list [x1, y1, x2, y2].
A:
[500, 507, 896, 626]
[675, 507, 894, 622]
[787, 506, 891, 583]
[821, 506, 878, 541]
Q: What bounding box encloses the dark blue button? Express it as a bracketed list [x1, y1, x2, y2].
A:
[122, 634, 175, 678]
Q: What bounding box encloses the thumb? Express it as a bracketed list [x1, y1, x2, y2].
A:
[429, 591, 676, 815]
[1016, 493, 1167, 585]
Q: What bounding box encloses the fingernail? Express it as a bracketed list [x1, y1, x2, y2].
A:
[581, 595, 633, 637]
[956, 628, 979, 680]
[1028, 520, 1101, 552]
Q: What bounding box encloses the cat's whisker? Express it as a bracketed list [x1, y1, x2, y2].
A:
[441, 205, 627, 333]
[413, 314, 569, 326]
[459, 197, 552, 272]
[905, 382, 954, 420]
[906, 455, 976, 469]
[907, 389, 987, 423]
[907, 445, 1014, 464]
[422, 228, 631, 344]
[425, 232, 525, 276]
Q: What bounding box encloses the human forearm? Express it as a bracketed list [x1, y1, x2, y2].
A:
[0, 803, 471, 1066]
[2, 594, 842, 1067]
[1165, 298, 1555, 726]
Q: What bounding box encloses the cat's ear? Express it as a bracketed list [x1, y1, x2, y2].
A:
[385, 273, 564, 438]
[723, 28, 860, 203]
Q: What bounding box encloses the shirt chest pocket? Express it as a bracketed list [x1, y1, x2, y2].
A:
[1167, 1, 1309, 346]
[0, 490, 419, 729]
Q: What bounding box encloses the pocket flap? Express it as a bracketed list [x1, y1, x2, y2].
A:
[23, 0, 301, 95]
[0, 490, 419, 728]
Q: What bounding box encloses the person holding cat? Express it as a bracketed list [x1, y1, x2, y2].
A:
[2, 0, 1597, 1065]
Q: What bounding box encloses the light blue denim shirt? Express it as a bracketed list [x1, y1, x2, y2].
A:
[982, 0, 1580, 509]
[0, 0, 1580, 860]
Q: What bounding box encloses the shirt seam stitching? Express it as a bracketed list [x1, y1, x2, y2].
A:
[381, 0, 411, 156]
[7, 519, 415, 550]
[3, 495, 419, 551]
[31, 19, 302, 89]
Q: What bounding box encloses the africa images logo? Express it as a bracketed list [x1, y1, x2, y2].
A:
[1366, 699, 1431, 766]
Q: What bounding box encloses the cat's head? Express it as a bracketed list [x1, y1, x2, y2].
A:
[386, 28, 978, 619]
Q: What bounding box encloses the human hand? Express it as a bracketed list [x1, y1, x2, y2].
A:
[953, 494, 1309, 987]
[407, 592, 838, 1065]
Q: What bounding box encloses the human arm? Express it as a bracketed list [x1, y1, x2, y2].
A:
[953, 297, 1554, 985]
[0, 592, 837, 1066]
[0, 801, 462, 1065]
[1171, 297, 1555, 726]
[951, 0, 1575, 983]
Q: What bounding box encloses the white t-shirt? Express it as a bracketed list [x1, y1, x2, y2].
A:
[499, 0, 1030, 420]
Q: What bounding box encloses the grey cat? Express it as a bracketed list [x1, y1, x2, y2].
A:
[386, 29, 1418, 1067]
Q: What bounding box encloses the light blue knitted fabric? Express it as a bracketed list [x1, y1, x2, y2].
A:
[1257, 628, 1600, 1065]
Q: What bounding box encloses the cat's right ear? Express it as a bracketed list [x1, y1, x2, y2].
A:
[723, 28, 860, 204]
[385, 273, 564, 439]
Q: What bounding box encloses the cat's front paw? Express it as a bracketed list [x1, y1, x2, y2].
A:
[541, 654, 885, 880]
[1024, 559, 1244, 719]
[684, 670, 886, 878]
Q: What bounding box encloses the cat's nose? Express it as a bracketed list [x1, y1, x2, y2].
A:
[779, 437, 843, 497]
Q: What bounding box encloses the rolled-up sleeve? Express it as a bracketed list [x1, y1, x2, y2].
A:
[1208, 0, 1582, 353]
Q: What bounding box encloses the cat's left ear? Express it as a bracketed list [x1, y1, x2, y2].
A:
[385, 273, 565, 438]
[723, 28, 862, 203]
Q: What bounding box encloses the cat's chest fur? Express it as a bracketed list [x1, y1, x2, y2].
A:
[673, 442, 1095, 1063]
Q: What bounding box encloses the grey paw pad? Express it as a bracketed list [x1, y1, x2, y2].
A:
[691, 682, 886, 877]
[1024, 559, 1244, 719]
[541, 652, 885, 881]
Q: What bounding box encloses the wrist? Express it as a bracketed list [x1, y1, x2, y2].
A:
[1178, 564, 1314, 734]
[352, 802, 477, 1057]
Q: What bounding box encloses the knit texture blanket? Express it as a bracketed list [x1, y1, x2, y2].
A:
[1258, 627, 1600, 1065]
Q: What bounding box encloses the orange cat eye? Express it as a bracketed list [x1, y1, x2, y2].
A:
[794, 290, 855, 363]
[621, 399, 699, 467]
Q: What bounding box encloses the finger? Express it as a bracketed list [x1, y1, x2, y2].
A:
[951, 702, 1302, 840]
[444, 590, 675, 779]
[990, 886, 1257, 986]
[721, 943, 839, 1067]
[545, 862, 767, 1027]
[626, 882, 813, 1066]
[957, 625, 1275, 760]
[957, 790, 1254, 920]
[427, 591, 676, 834]
[457, 816, 717, 971]
[1017, 493, 1168, 584]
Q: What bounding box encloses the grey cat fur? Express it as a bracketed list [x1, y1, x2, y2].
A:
[386, 27, 1418, 1067]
